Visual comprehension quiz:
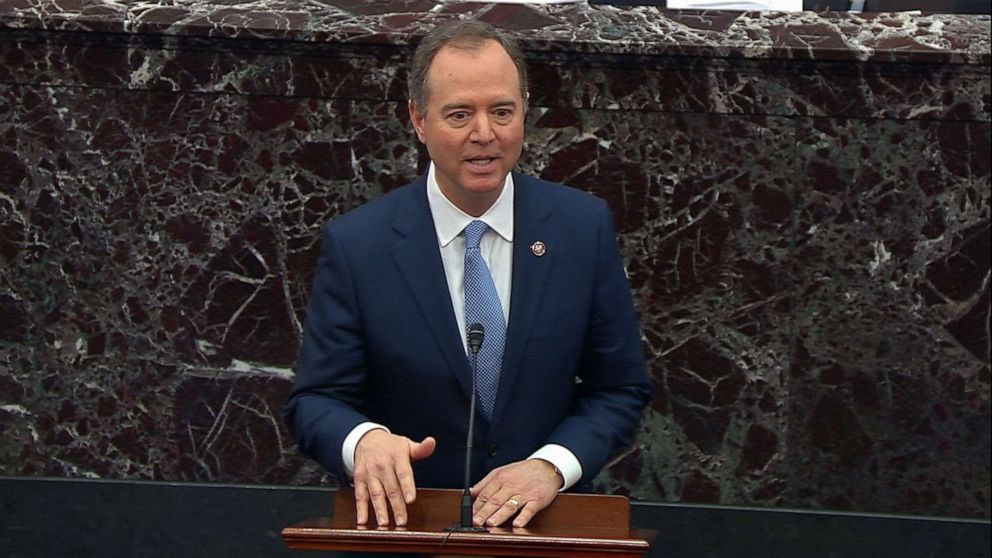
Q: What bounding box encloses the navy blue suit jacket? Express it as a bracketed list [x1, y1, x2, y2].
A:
[285, 173, 651, 490]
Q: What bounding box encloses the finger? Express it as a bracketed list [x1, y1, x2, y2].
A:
[470, 467, 499, 497]
[354, 481, 370, 525]
[392, 455, 416, 504]
[471, 491, 495, 525]
[512, 500, 539, 528]
[484, 497, 523, 527]
[471, 486, 499, 517]
[409, 436, 436, 462]
[471, 489, 486, 512]
[367, 477, 392, 526]
[473, 488, 514, 526]
[380, 473, 409, 526]
[470, 473, 502, 515]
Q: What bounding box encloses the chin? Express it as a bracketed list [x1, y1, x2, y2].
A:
[462, 176, 504, 193]
[467, 183, 504, 197]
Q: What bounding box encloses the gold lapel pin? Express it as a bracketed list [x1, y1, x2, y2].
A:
[531, 241, 546, 257]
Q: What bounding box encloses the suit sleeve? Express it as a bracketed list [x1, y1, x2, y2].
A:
[283, 224, 372, 480]
[545, 200, 653, 486]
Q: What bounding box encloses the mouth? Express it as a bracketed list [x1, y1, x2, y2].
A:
[465, 156, 499, 169]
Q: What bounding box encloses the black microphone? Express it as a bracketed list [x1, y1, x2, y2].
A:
[447, 322, 488, 532]
[467, 323, 484, 355]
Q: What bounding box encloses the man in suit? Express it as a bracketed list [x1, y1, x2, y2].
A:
[284, 20, 651, 531]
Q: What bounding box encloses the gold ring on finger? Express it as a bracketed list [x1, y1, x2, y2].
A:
[507, 498, 519, 509]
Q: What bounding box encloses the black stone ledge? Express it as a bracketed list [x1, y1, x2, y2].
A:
[1, 476, 989, 558]
[0, 0, 988, 66]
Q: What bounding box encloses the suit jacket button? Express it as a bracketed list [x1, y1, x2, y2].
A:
[488, 445, 498, 457]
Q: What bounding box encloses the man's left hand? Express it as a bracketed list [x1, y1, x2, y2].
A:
[470, 458, 563, 528]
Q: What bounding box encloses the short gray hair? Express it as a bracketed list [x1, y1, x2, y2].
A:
[408, 20, 529, 113]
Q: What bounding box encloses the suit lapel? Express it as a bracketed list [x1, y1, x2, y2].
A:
[388, 180, 472, 396]
[493, 174, 555, 424]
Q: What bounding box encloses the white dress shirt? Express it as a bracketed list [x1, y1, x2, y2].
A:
[342, 163, 581, 490]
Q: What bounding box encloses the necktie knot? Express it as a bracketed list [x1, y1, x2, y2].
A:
[464, 220, 489, 250]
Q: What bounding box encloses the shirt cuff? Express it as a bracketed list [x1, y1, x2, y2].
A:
[342, 422, 390, 476]
[529, 444, 582, 491]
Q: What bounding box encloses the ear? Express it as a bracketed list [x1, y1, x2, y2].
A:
[408, 100, 427, 143]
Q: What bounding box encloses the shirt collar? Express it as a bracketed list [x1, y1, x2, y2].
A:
[426, 162, 515, 248]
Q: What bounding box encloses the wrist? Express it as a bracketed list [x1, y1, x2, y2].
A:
[533, 458, 564, 489]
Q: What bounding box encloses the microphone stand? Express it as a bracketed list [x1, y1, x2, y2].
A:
[447, 324, 488, 532]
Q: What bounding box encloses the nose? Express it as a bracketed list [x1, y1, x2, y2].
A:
[470, 114, 495, 143]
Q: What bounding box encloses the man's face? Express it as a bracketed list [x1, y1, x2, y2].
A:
[409, 39, 525, 217]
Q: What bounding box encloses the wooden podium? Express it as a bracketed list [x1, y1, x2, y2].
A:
[282, 488, 655, 557]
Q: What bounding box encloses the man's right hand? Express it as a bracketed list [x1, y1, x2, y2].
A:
[352, 429, 436, 526]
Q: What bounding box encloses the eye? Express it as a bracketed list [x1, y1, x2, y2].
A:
[493, 108, 514, 121]
[447, 111, 470, 124]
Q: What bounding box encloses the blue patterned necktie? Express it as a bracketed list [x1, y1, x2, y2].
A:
[463, 220, 506, 421]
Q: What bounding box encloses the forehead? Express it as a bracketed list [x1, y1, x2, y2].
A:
[424, 40, 521, 100]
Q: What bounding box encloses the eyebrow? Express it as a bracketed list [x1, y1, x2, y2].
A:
[440, 98, 519, 113]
